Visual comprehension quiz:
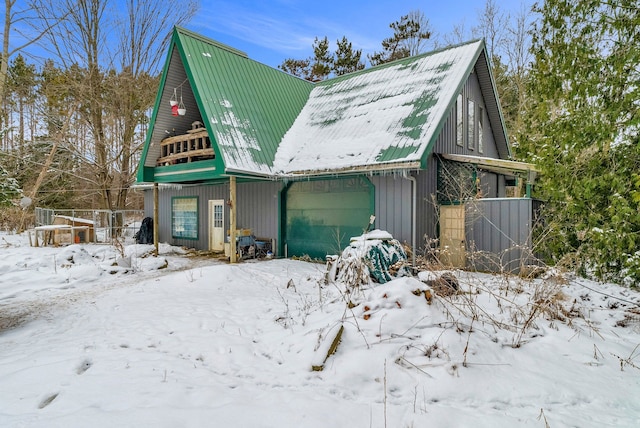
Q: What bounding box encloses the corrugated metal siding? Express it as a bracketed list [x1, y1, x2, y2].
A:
[475, 50, 510, 159]
[414, 157, 439, 248]
[466, 198, 539, 272]
[142, 181, 282, 251]
[434, 70, 498, 158]
[371, 175, 412, 244]
[236, 181, 282, 242]
[478, 171, 499, 198]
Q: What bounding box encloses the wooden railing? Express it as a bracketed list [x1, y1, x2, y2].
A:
[156, 129, 215, 166]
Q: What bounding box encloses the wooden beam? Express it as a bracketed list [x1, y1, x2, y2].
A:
[153, 183, 159, 257]
[229, 176, 237, 263]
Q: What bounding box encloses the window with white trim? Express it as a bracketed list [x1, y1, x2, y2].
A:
[478, 106, 484, 154]
[456, 94, 463, 146]
[172, 197, 198, 239]
[467, 98, 475, 150]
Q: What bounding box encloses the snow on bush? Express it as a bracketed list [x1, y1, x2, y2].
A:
[336, 229, 410, 286]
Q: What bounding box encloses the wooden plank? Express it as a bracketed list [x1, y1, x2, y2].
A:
[160, 130, 208, 146]
[156, 148, 215, 166]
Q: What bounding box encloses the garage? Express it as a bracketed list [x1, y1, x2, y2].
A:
[284, 177, 374, 259]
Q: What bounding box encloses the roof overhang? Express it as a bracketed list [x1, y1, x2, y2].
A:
[439, 153, 539, 182]
[280, 160, 423, 179]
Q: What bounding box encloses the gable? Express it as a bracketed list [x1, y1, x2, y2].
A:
[137, 27, 313, 182]
[272, 40, 499, 176]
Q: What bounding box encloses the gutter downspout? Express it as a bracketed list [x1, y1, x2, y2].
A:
[407, 175, 417, 268]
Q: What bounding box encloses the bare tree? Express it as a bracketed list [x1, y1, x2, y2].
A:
[441, 21, 471, 47]
[1, 0, 66, 122]
[475, 0, 509, 61]
[0, 0, 66, 135]
[34, 0, 198, 210]
[111, 0, 198, 210]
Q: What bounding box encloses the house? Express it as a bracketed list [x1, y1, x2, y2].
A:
[136, 27, 539, 271]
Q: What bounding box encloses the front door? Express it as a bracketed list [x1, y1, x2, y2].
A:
[208, 199, 225, 251]
[440, 205, 466, 268]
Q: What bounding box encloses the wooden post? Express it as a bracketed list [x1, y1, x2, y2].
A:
[153, 182, 159, 257]
[229, 176, 237, 263]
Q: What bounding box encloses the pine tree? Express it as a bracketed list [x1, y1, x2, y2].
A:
[0, 163, 22, 207]
[8, 55, 37, 151]
[310, 37, 333, 81]
[523, 0, 640, 284]
[278, 36, 363, 81]
[278, 58, 312, 81]
[369, 10, 432, 66]
[333, 36, 364, 76]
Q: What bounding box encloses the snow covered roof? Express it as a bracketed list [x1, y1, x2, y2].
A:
[274, 40, 485, 176]
[139, 29, 507, 181]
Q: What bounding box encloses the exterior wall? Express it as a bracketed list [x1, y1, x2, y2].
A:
[413, 156, 440, 251]
[478, 170, 500, 198]
[143, 181, 282, 252]
[370, 175, 413, 245]
[434, 67, 499, 158]
[466, 198, 542, 272]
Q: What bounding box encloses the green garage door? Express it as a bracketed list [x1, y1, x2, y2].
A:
[285, 177, 373, 259]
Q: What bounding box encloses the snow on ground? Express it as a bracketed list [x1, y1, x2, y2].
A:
[1, 231, 639, 427]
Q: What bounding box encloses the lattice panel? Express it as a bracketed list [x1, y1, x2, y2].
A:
[437, 159, 478, 203]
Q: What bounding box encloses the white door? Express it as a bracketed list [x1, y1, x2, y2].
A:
[440, 205, 466, 268]
[209, 199, 225, 251]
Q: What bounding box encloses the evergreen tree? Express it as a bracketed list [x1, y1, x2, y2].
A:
[369, 10, 432, 66]
[523, 0, 640, 284]
[278, 58, 312, 81]
[0, 163, 22, 207]
[8, 55, 37, 150]
[278, 36, 362, 81]
[333, 36, 364, 76]
[310, 37, 333, 81]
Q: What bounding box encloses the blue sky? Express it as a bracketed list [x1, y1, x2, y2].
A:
[6, 0, 533, 71]
[190, 0, 534, 68]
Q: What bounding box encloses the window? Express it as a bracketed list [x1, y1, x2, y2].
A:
[456, 94, 463, 146]
[478, 106, 484, 154]
[468, 99, 475, 150]
[213, 204, 223, 228]
[172, 197, 198, 239]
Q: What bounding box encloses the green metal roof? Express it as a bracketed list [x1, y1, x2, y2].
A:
[137, 29, 510, 182]
[176, 27, 314, 175]
[137, 27, 313, 182]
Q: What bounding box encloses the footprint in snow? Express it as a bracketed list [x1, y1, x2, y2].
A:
[38, 392, 59, 409]
[77, 359, 93, 375]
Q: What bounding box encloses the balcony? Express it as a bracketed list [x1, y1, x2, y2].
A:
[156, 128, 215, 166]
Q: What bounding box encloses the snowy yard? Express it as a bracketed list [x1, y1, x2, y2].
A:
[0, 231, 639, 427]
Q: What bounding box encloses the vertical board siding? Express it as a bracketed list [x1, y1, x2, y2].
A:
[478, 171, 499, 198]
[414, 159, 439, 250]
[435, 70, 498, 158]
[466, 198, 538, 272]
[143, 181, 281, 252]
[236, 181, 282, 245]
[371, 175, 412, 244]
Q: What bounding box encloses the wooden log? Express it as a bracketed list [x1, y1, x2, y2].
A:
[311, 323, 344, 371]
